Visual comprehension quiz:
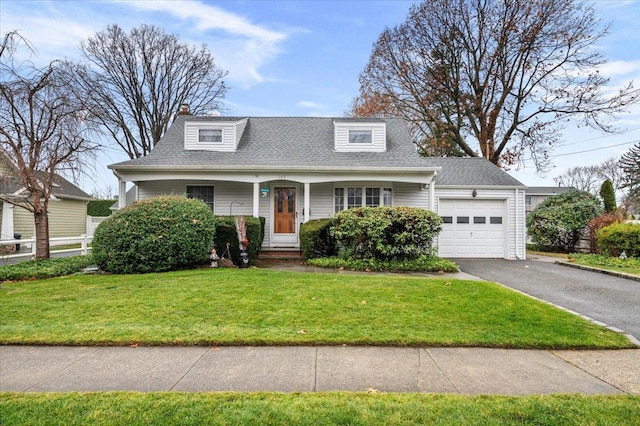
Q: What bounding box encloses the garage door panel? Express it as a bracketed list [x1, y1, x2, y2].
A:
[438, 199, 506, 258]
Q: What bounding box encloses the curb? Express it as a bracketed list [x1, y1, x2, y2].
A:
[554, 260, 640, 283]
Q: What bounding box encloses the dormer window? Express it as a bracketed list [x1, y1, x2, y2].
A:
[199, 129, 222, 143]
[349, 130, 372, 144]
[334, 119, 386, 152]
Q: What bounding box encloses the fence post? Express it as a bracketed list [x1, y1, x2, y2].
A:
[81, 234, 87, 255]
[31, 235, 37, 258]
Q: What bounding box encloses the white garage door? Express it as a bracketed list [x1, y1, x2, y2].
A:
[438, 199, 506, 258]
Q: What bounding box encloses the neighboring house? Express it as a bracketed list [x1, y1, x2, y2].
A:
[524, 186, 575, 216]
[109, 114, 527, 259]
[0, 151, 92, 243]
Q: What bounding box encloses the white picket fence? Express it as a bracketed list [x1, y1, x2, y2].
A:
[0, 234, 93, 260]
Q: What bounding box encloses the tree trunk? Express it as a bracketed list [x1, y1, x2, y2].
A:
[33, 202, 50, 260]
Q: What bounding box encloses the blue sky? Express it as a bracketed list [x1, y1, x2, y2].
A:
[2, 0, 640, 194]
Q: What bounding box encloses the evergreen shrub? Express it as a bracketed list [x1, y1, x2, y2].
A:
[596, 222, 640, 258]
[213, 216, 264, 264]
[92, 195, 216, 274]
[331, 206, 442, 260]
[300, 219, 337, 259]
[526, 190, 602, 252]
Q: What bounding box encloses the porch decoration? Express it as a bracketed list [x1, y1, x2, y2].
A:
[235, 215, 250, 268]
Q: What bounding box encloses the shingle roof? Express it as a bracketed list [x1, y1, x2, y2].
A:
[525, 186, 574, 194]
[0, 150, 91, 200]
[110, 116, 524, 187]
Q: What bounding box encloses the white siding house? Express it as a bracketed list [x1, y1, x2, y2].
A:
[110, 115, 526, 259]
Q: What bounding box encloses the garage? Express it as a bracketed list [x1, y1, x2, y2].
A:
[437, 199, 506, 258]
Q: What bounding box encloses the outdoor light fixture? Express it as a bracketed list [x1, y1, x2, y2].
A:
[472, 190, 477, 198]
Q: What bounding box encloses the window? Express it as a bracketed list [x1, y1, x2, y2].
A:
[186, 185, 214, 212]
[366, 188, 381, 207]
[490, 216, 503, 224]
[335, 186, 393, 212]
[348, 130, 372, 144]
[334, 188, 344, 213]
[441, 216, 453, 224]
[474, 216, 486, 224]
[198, 129, 222, 143]
[347, 188, 362, 209]
[383, 188, 392, 206]
[525, 195, 532, 206]
[457, 216, 470, 224]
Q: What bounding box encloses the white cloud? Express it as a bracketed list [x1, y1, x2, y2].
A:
[297, 101, 321, 109]
[116, 0, 290, 87]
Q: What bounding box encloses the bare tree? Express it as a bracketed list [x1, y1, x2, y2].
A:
[0, 31, 98, 258]
[596, 157, 626, 193]
[351, 0, 639, 169]
[553, 165, 602, 195]
[73, 24, 228, 159]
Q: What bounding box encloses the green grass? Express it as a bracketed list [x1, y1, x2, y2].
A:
[569, 253, 640, 277]
[0, 268, 631, 348]
[1, 393, 639, 425]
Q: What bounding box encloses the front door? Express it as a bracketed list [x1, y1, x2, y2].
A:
[272, 186, 298, 245]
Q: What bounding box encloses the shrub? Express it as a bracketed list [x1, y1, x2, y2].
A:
[92, 196, 216, 274]
[300, 219, 338, 259]
[0, 255, 95, 282]
[526, 190, 602, 252]
[596, 222, 640, 258]
[87, 199, 116, 217]
[307, 255, 458, 273]
[587, 213, 623, 252]
[331, 206, 442, 261]
[213, 216, 264, 264]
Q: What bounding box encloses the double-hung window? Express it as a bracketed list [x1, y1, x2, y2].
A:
[186, 185, 214, 212]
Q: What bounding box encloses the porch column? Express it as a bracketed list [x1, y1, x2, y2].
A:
[252, 182, 260, 218]
[117, 178, 127, 209]
[303, 182, 310, 223]
[429, 179, 436, 212]
[1, 202, 14, 240]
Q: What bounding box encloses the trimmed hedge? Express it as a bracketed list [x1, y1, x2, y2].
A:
[0, 255, 95, 282]
[213, 216, 264, 265]
[596, 222, 640, 258]
[92, 196, 216, 274]
[300, 219, 338, 259]
[331, 206, 442, 261]
[307, 255, 458, 273]
[87, 199, 116, 217]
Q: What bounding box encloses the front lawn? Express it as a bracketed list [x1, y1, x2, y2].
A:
[0, 268, 631, 348]
[569, 253, 640, 277]
[1, 393, 639, 426]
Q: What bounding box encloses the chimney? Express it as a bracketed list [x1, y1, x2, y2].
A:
[177, 103, 191, 116]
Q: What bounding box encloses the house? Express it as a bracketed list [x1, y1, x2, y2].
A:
[524, 186, 574, 216]
[0, 151, 92, 244]
[109, 113, 527, 259]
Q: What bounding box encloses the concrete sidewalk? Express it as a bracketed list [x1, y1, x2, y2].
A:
[1, 346, 638, 395]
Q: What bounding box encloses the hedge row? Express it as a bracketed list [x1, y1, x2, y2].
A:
[87, 199, 116, 217]
[596, 222, 640, 258]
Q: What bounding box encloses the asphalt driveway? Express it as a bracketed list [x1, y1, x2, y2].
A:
[455, 258, 640, 342]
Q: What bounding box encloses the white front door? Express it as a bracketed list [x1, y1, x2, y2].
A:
[270, 185, 298, 246]
[438, 199, 506, 258]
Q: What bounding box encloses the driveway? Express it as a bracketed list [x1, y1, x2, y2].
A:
[455, 258, 640, 342]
